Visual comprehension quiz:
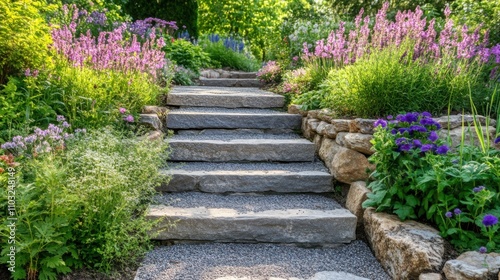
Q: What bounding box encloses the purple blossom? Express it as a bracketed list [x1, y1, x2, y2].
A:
[473, 186, 485, 193]
[445, 211, 453, 218]
[124, 115, 134, 123]
[387, 115, 393, 120]
[428, 131, 438, 142]
[395, 137, 408, 145]
[62, 121, 71, 128]
[374, 119, 388, 128]
[421, 112, 432, 118]
[400, 143, 412, 151]
[1, 142, 17, 150]
[482, 214, 498, 227]
[479, 246, 487, 254]
[57, 115, 66, 122]
[409, 125, 427, 133]
[494, 136, 500, 144]
[25, 68, 31, 76]
[412, 139, 422, 147]
[420, 144, 433, 153]
[119, 107, 127, 114]
[454, 208, 462, 215]
[435, 145, 449, 155]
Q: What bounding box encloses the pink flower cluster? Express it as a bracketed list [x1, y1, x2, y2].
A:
[303, 2, 500, 69]
[51, 5, 167, 80]
[256, 61, 281, 83]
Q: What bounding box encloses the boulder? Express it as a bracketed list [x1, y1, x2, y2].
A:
[364, 208, 445, 280]
[317, 109, 335, 123]
[346, 181, 370, 226]
[331, 148, 374, 184]
[318, 138, 342, 171]
[140, 114, 163, 131]
[315, 121, 330, 136]
[343, 133, 374, 155]
[350, 118, 377, 134]
[307, 110, 321, 119]
[313, 134, 323, 153]
[304, 118, 320, 139]
[288, 104, 302, 115]
[323, 124, 338, 139]
[439, 126, 496, 150]
[443, 251, 500, 280]
[435, 115, 496, 130]
[335, 132, 348, 146]
[143, 105, 169, 115]
[330, 119, 351, 133]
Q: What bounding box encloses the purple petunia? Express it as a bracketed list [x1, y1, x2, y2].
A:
[436, 145, 449, 155]
[413, 139, 422, 147]
[400, 144, 412, 151]
[482, 214, 498, 227]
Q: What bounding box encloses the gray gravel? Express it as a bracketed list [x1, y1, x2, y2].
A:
[166, 162, 329, 173]
[134, 241, 390, 280]
[170, 107, 285, 114]
[170, 86, 276, 96]
[153, 193, 342, 212]
[169, 133, 304, 141]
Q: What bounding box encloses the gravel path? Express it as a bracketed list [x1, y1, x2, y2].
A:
[134, 241, 390, 280]
[166, 162, 329, 173]
[153, 192, 342, 212]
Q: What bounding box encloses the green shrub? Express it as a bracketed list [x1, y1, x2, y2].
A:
[200, 37, 260, 71]
[313, 45, 489, 118]
[164, 39, 211, 74]
[364, 112, 500, 252]
[451, 0, 500, 45]
[0, 0, 56, 84]
[124, 0, 198, 38]
[0, 126, 168, 279]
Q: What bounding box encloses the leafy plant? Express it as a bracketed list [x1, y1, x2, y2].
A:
[164, 39, 211, 75]
[256, 61, 282, 84]
[200, 35, 260, 71]
[0, 0, 57, 84]
[364, 112, 500, 252]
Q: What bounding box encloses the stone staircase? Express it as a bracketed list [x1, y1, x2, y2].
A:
[147, 80, 357, 246]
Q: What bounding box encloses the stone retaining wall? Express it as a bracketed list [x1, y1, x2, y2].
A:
[290, 105, 498, 185]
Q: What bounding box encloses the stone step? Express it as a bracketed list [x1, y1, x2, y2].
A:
[166, 107, 302, 129]
[148, 193, 357, 244]
[167, 134, 315, 162]
[198, 77, 263, 87]
[177, 128, 296, 136]
[200, 70, 258, 79]
[167, 86, 284, 108]
[159, 162, 333, 193]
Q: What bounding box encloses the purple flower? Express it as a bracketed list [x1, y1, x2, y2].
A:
[420, 144, 433, 153]
[119, 107, 127, 114]
[445, 211, 453, 218]
[413, 139, 422, 147]
[436, 145, 449, 155]
[421, 112, 432, 118]
[124, 115, 134, 123]
[391, 129, 397, 135]
[57, 115, 66, 122]
[62, 121, 71, 128]
[25, 68, 31, 76]
[494, 136, 500, 144]
[374, 119, 387, 128]
[400, 144, 412, 151]
[479, 246, 487, 254]
[454, 208, 462, 215]
[387, 115, 393, 120]
[409, 125, 427, 133]
[428, 131, 438, 142]
[482, 214, 498, 227]
[473, 186, 485, 193]
[395, 137, 408, 145]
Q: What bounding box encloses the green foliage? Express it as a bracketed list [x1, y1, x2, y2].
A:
[364, 112, 500, 252]
[0, 0, 56, 84]
[324, 0, 450, 19]
[451, 0, 500, 45]
[198, 0, 287, 60]
[0, 127, 168, 279]
[172, 66, 197, 86]
[124, 0, 198, 38]
[200, 38, 260, 71]
[164, 39, 211, 75]
[58, 0, 131, 23]
[309, 45, 490, 118]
